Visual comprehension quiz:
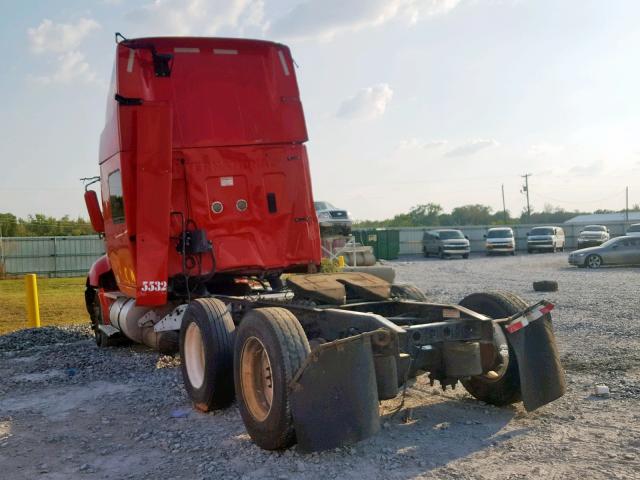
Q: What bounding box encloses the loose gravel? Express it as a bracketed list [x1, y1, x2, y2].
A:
[0, 253, 638, 479]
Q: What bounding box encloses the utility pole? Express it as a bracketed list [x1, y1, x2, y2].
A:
[521, 173, 532, 222]
[626, 186, 629, 223]
[501, 184, 507, 224]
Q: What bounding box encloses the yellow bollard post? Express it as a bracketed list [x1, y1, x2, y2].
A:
[337, 255, 346, 268]
[25, 274, 41, 328]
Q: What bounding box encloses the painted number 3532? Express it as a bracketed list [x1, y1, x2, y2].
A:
[141, 280, 167, 292]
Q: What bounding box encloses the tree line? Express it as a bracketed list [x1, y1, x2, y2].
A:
[1, 202, 638, 236]
[354, 203, 640, 228]
[0, 213, 94, 237]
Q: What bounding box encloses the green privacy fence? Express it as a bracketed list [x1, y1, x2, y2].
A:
[0, 236, 105, 278]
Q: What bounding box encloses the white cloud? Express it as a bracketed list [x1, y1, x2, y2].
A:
[398, 138, 447, 150]
[526, 143, 564, 157]
[445, 139, 499, 157]
[126, 0, 267, 36]
[29, 52, 97, 85]
[422, 139, 448, 149]
[568, 159, 604, 176]
[337, 83, 394, 120]
[28, 18, 100, 54]
[270, 0, 461, 41]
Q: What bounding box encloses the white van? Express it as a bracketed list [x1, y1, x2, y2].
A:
[484, 227, 516, 255]
[527, 226, 566, 253]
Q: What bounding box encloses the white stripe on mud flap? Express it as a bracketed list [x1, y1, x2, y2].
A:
[213, 49, 238, 55]
[278, 50, 290, 76]
[174, 47, 200, 53]
[126, 49, 135, 73]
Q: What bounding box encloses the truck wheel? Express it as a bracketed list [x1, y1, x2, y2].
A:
[234, 307, 310, 450]
[463, 253, 469, 259]
[458, 291, 524, 406]
[180, 298, 236, 412]
[85, 287, 119, 347]
[391, 283, 428, 301]
[438, 249, 445, 259]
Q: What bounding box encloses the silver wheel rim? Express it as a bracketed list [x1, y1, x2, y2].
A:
[588, 255, 601, 268]
[185, 322, 205, 389]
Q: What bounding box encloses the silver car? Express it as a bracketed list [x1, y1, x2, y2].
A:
[568, 236, 640, 268]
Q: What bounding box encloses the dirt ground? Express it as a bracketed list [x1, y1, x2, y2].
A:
[0, 253, 639, 479]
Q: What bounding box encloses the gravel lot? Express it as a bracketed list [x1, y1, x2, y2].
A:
[1, 253, 638, 479]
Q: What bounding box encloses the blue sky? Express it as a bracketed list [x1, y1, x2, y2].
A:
[1, 0, 638, 221]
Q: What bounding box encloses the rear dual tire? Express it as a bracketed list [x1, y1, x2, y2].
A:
[458, 292, 524, 406]
[180, 302, 311, 450]
[234, 308, 310, 450]
[180, 298, 236, 412]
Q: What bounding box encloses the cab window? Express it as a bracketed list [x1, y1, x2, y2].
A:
[108, 170, 125, 224]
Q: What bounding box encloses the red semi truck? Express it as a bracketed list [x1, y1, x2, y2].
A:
[84, 35, 565, 452]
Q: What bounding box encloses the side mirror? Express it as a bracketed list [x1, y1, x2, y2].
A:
[84, 190, 104, 234]
[526, 232, 530, 236]
[483, 234, 487, 238]
[465, 235, 469, 240]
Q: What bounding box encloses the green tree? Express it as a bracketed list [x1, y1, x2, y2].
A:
[450, 204, 493, 225]
[0, 213, 18, 236]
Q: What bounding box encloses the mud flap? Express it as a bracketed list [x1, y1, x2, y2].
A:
[290, 333, 380, 452]
[506, 315, 566, 411]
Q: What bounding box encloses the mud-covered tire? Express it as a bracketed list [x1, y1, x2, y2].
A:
[533, 280, 559, 292]
[234, 308, 310, 450]
[180, 298, 236, 412]
[391, 283, 428, 302]
[85, 287, 120, 347]
[458, 291, 525, 406]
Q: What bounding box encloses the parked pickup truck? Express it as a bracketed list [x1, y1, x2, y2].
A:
[423, 229, 470, 259]
[527, 226, 565, 253]
[577, 225, 609, 248]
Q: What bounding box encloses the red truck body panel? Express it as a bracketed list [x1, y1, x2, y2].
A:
[96, 37, 321, 304]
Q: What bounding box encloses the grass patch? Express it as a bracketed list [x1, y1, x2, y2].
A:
[0, 277, 87, 335]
